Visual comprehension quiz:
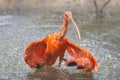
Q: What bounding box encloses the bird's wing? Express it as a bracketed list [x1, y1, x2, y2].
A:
[24, 37, 47, 68]
[65, 39, 98, 72]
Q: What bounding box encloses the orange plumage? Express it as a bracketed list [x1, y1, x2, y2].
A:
[24, 11, 98, 72]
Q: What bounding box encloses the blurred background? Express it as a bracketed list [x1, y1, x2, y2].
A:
[0, 0, 120, 80]
[0, 0, 119, 10]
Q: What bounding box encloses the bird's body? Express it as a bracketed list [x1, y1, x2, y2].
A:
[24, 33, 67, 67]
[24, 11, 98, 72]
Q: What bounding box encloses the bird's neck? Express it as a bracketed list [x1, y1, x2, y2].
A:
[57, 18, 68, 40]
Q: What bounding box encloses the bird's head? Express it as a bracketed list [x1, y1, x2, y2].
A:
[64, 11, 72, 20]
[64, 11, 81, 38]
[58, 11, 81, 40]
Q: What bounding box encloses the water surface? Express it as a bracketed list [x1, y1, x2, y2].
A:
[0, 8, 120, 80]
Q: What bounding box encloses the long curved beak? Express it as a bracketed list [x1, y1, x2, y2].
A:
[70, 17, 81, 39]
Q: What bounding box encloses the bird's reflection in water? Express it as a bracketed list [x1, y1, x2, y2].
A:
[27, 67, 94, 80]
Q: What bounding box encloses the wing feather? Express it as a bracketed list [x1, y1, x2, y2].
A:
[65, 39, 98, 72]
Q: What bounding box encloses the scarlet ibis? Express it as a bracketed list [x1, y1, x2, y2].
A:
[24, 11, 98, 72]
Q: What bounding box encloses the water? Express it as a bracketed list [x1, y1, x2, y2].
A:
[0, 7, 120, 80]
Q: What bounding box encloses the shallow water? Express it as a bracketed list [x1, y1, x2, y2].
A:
[0, 8, 120, 80]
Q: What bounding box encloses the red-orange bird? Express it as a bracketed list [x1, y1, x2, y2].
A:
[24, 11, 98, 72]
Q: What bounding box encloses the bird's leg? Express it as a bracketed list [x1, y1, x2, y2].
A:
[58, 60, 62, 68]
[58, 55, 64, 68]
